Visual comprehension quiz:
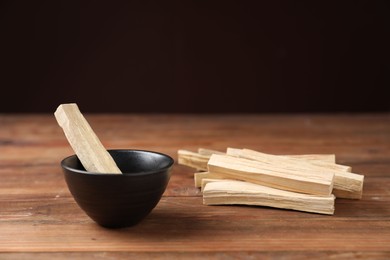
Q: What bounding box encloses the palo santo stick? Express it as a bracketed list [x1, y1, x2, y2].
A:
[227, 148, 350, 172]
[331, 172, 364, 199]
[178, 150, 209, 171]
[199, 148, 336, 162]
[203, 180, 335, 215]
[180, 149, 338, 172]
[285, 154, 336, 163]
[200, 178, 231, 191]
[54, 103, 121, 174]
[194, 171, 362, 198]
[201, 178, 220, 190]
[194, 171, 230, 187]
[208, 154, 334, 196]
[226, 148, 337, 163]
[198, 148, 225, 156]
[228, 148, 364, 199]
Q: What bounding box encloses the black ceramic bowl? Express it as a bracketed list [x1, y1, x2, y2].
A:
[61, 149, 174, 228]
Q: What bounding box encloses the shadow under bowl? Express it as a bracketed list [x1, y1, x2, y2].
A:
[61, 149, 174, 228]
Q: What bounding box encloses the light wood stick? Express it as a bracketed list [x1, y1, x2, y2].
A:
[200, 178, 230, 191]
[284, 154, 336, 163]
[331, 172, 364, 199]
[208, 154, 334, 196]
[228, 148, 364, 199]
[177, 150, 209, 171]
[227, 148, 350, 172]
[194, 171, 229, 187]
[54, 103, 121, 174]
[224, 148, 336, 163]
[180, 149, 337, 172]
[203, 180, 335, 215]
[198, 148, 225, 156]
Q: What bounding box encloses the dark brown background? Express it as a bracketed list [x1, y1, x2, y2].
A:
[1, 0, 389, 113]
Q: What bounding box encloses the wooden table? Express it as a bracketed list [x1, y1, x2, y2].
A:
[1, 114, 389, 259]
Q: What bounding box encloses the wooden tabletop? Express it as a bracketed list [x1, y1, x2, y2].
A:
[1, 114, 389, 259]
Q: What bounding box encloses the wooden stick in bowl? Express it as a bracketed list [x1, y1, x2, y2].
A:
[55, 103, 122, 174]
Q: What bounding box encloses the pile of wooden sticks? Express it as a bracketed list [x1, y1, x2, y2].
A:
[178, 148, 364, 215]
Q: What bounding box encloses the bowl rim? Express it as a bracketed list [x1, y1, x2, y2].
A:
[61, 149, 174, 176]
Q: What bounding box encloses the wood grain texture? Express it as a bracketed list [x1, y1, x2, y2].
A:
[227, 148, 363, 199]
[54, 103, 121, 173]
[208, 154, 334, 195]
[1, 114, 390, 259]
[203, 180, 335, 215]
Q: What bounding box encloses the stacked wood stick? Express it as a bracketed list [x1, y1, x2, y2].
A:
[178, 148, 364, 215]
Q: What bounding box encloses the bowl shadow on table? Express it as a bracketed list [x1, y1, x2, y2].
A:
[89, 197, 214, 240]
